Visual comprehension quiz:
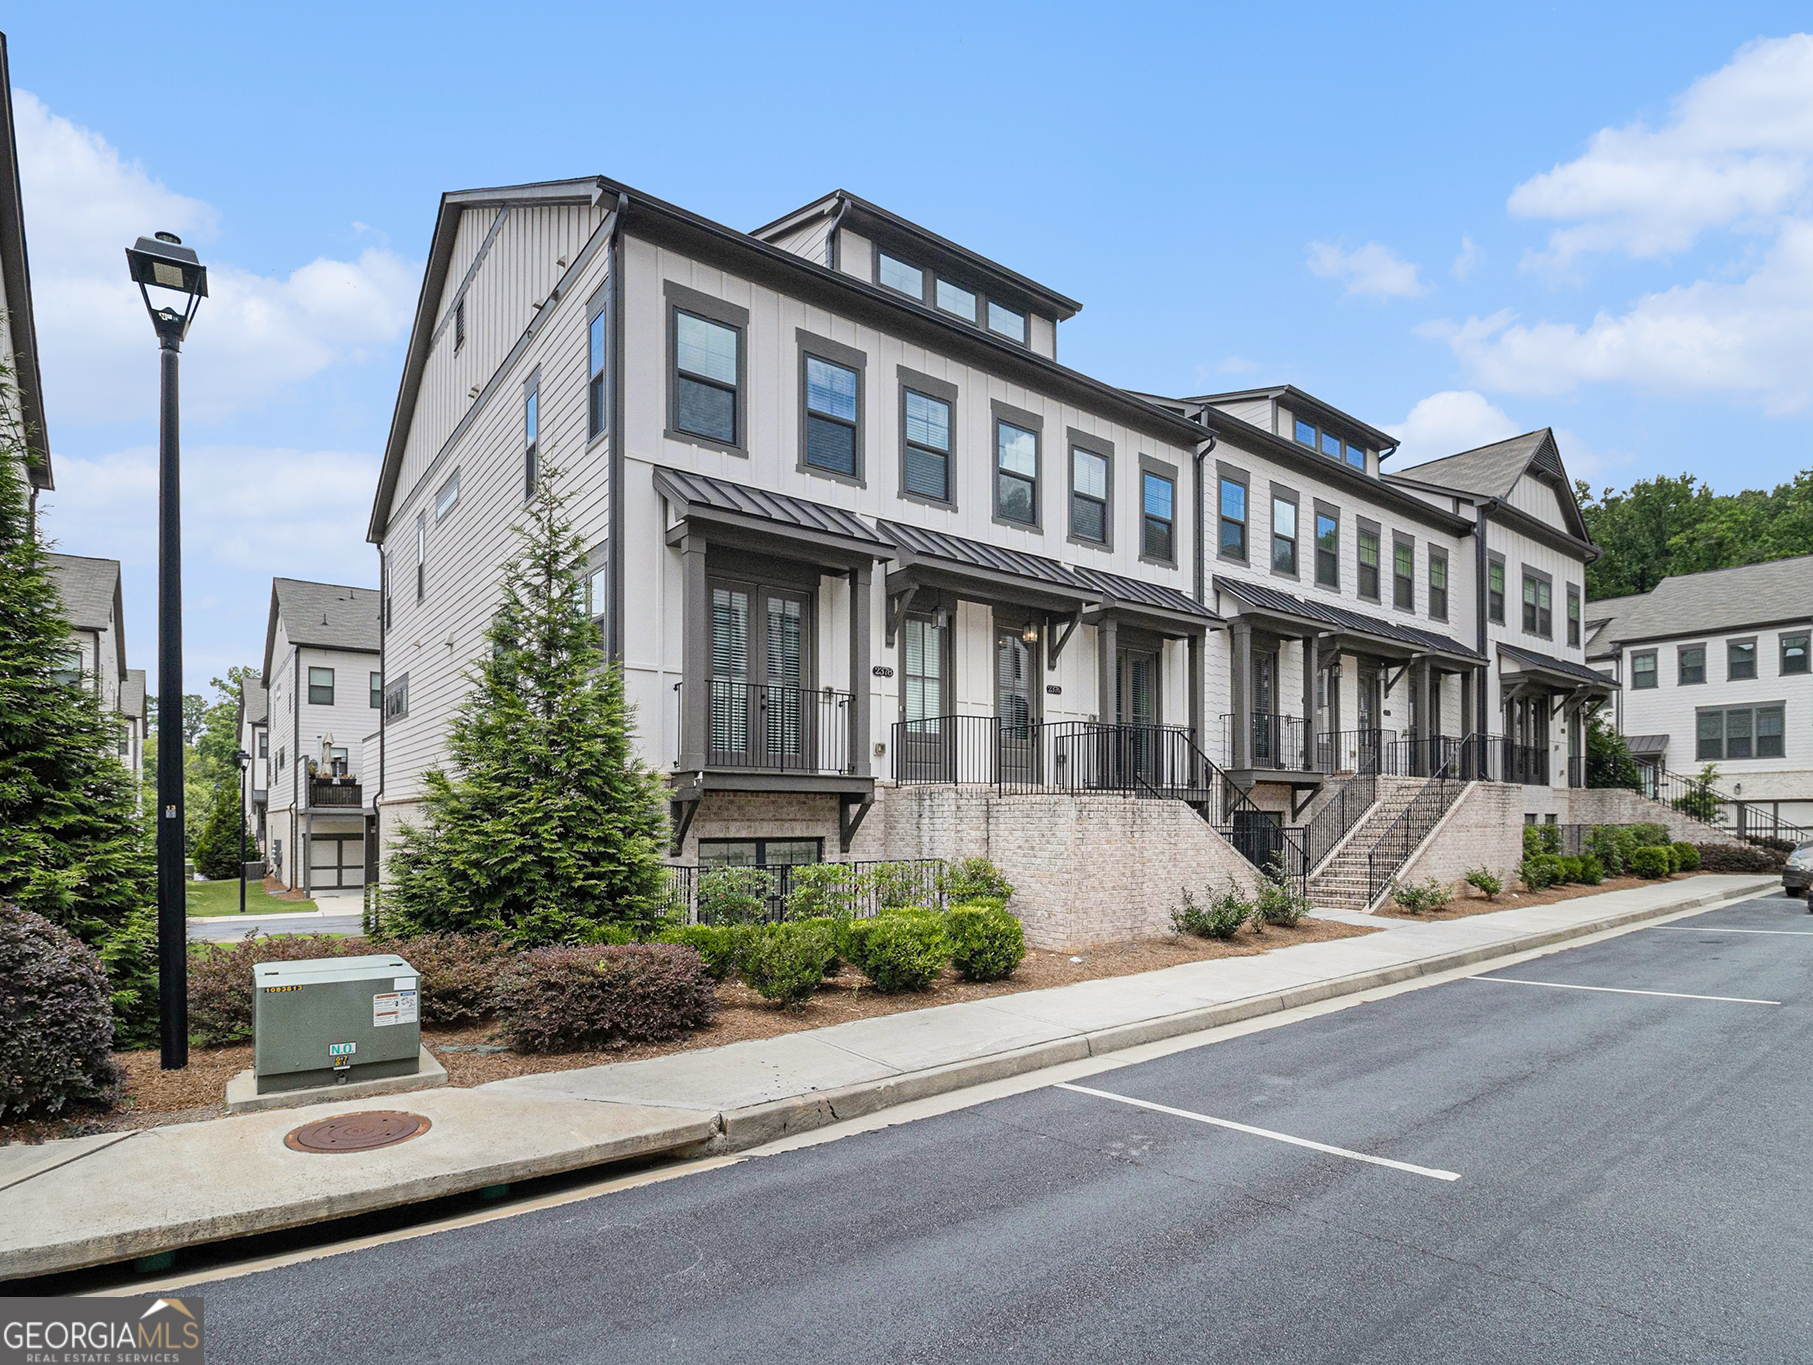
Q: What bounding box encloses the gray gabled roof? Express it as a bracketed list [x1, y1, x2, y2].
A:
[46, 553, 120, 631]
[1389, 428, 1594, 546]
[1595, 554, 1813, 647]
[240, 677, 268, 726]
[265, 578, 380, 682]
[0, 36, 49, 491]
[1212, 575, 1481, 661]
[1584, 590, 1649, 659]
[120, 668, 145, 720]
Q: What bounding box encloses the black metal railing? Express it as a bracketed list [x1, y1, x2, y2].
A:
[1501, 740, 1549, 786]
[1638, 768, 1812, 846]
[1299, 772, 1378, 873]
[893, 713, 1019, 786]
[1567, 754, 1585, 789]
[1314, 729, 1397, 775]
[659, 857, 947, 925]
[309, 776, 362, 807]
[1363, 735, 1475, 905]
[679, 679, 854, 775]
[1220, 711, 1310, 771]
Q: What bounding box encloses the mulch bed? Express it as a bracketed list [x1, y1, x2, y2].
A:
[2, 916, 1376, 1145]
[1375, 871, 1711, 921]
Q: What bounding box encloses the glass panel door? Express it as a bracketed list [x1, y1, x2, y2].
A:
[1116, 646, 1159, 789]
[899, 614, 949, 782]
[996, 627, 1039, 785]
[764, 592, 808, 767]
[710, 585, 751, 762]
[1252, 649, 1277, 766]
[1357, 663, 1381, 774]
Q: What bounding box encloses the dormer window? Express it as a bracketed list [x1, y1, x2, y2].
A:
[1292, 417, 1367, 471]
[878, 253, 923, 298]
[987, 301, 1026, 344]
[935, 278, 976, 322]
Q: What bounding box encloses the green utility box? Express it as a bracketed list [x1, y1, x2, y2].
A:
[252, 953, 422, 1094]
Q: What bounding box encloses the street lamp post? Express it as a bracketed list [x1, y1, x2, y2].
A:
[126, 232, 207, 1071]
[235, 748, 250, 915]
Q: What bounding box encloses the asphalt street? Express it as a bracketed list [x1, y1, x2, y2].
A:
[186, 910, 363, 941]
[184, 889, 1813, 1364]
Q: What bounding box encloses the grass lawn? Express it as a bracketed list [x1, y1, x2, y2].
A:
[185, 877, 318, 918]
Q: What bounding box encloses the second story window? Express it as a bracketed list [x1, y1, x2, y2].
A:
[1357, 527, 1380, 601]
[1632, 651, 1657, 688]
[903, 390, 951, 502]
[1488, 557, 1505, 624]
[1271, 497, 1297, 575]
[674, 312, 739, 445]
[52, 649, 81, 688]
[308, 667, 335, 706]
[1315, 511, 1338, 588]
[1679, 644, 1706, 685]
[523, 380, 539, 500]
[1142, 470, 1174, 563]
[995, 421, 1038, 526]
[987, 301, 1027, 344]
[1218, 476, 1247, 560]
[384, 674, 409, 720]
[587, 299, 608, 439]
[369, 671, 382, 709]
[1783, 632, 1811, 675]
[1728, 639, 1757, 680]
[1522, 572, 1552, 636]
[1429, 549, 1448, 620]
[1393, 537, 1414, 611]
[803, 356, 859, 478]
[1070, 447, 1108, 545]
[258, 730, 268, 759]
[1567, 585, 1581, 647]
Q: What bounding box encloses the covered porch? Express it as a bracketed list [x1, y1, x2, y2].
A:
[1496, 642, 1620, 790]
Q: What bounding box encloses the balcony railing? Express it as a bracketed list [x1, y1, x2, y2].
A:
[680, 679, 854, 775]
[309, 776, 363, 808]
[892, 717, 1214, 800]
[1220, 712, 1310, 771]
[1501, 740, 1549, 786]
[1567, 754, 1585, 789]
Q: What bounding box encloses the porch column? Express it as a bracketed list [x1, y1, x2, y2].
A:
[1301, 634, 1317, 772]
[1230, 617, 1252, 769]
[848, 562, 871, 777]
[1187, 631, 1204, 747]
[1097, 613, 1118, 725]
[679, 530, 709, 772]
[1460, 664, 1476, 761]
[1411, 658, 1431, 776]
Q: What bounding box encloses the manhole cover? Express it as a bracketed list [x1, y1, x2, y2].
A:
[285, 1110, 432, 1153]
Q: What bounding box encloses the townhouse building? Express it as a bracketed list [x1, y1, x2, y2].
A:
[0, 33, 51, 531]
[364, 176, 1615, 936]
[1588, 554, 1813, 837]
[238, 677, 269, 851]
[261, 577, 381, 894]
[46, 552, 145, 787]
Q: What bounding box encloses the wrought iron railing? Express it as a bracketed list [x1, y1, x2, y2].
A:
[659, 857, 947, 924]
[1220, 711, 1310, 771]
[1567, 754, 1585, 789]
[678, 679, 854, 775]
[1363, 735, 1475, 905]
[1298, 772, 1378, 874]
[1501, 740, 1549, 786]
[1637, 768, 1812, 846]
[1313, 729, 1397, 775]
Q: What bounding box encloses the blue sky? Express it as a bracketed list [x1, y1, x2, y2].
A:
[10, 2, 1813, 690]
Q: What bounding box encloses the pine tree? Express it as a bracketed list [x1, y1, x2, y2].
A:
[191, 775, 247, 880]
[385, 470, 668, 946]
[0, 364, 155, 942]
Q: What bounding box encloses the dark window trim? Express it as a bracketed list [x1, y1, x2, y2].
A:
[1356, 515, 1382, 603]
[383, 672, 409, 720]
[1269, 481, 1300, 581]
[991, 398, 1043, 532]
[522, 368, 540, 502]
[369, 670, 382, 709]
[1631, 649, 1658, 688]
[1216, 459, 1250, 566]
[986, 298, 1028, 345]
[1781, 630, 1811, 675]
[933, 275, 978, 323]
[1066, 426, 1114, 553]
[795, 328, 867, 489]
[307, 666, 335, 707]
[1486, 550, 1506, 624]
[453, 298, 465, 352]
[1392, 531, 1416, 613]
[873, 249, 929, 304]
[696, 836, 826, 867]
[1566, 582, 1582, 648]
[585, 281, 609, 445]
[663, 280, 749, 456]
[1696, 701, 1787, 762]
[897, 365, 958, 510]
[1312, 498, 1340, 590]
[1428, 545, 1449, 622]
[1678, 641, 1707, 685]
[1520, 563, 1554, 639]
[1726, 636, 1759, 681]
[1139, 454, 1178, 568]
[898, 598, 956, 722]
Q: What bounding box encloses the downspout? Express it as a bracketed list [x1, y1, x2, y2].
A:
[1192, 412, 1217, 606]
[608, 191, 629, 664]
[825, 193, 852, 272]
[374, 550, 386, 888]
[1474, 497, 1499, 769]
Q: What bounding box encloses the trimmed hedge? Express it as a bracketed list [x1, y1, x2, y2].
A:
[1630, 846, 1671, 879]
[494, 943, 717, 1052]
[739, 921, 837, 1005]
[1696, 841, 1783, 874]
[848, 910, 949, 992]
[0, 901, 120, 1117]
[370, 933, 512, 1026]
[188, 933, 363, 1047]
[946, 904, 1025, 982]
[655, 923, 752, 981]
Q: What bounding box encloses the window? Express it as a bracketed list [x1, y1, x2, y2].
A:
[454, 298, 465, 352]
[1567, 585, 1581, 648]
[995, 420, 1038, 526]
[1728, 639, 1757, 680]
[587, 296, 608, 439]
[1314, 510, 1338, 588]
[697, 838, 823, 868]
[1429, 549, 1448, 621]
[415, 511, 426, 603]
[877, 253, 922, 298]
[584, 544, 610, 649]
[1292, 417, 1366, 470]
[1357, 527, 1380, 600]
[522, 378, 539, 499]
[1320, 431, 1342, 459]
[1393, 536, 1414, 610]
[434, 468, 460, 521]
[1632, 650, 1658, 689]
[1521, 571, 1552, 636]
[1070, 447, 1109, 545]
[1679, 645, 1706, 685]
[902, 614, 945, 725]
[987, 300, 1027, 343]
[1218, 475, 1247, 560]
[673, 311, 740, 445]
[52, 648, 81, 687]
[1293, 419, 1316, 447]
[935, 278, 976, 321]
[802, 355, 859, 478]
[1783, 632, 1810, 675]
[1699, 704, 1786, 761]
[1271, 496, 1298, 575]
[277, 746, 285, 775]
[1142, 468, 1175, 563]
[258, 730, 268, 760]
[384, 674, 409, 720]
[1344, 442, 1366, 471]
[902, 388, 952, 502]
[369, 671, 382, 709]
[308, 667, 335, 706]
[1488, 556, 1505, 624]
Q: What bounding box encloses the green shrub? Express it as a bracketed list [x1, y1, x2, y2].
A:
[1393, 877, 1450, 914]
[1172, 884, 1252, 940]
[782, 863, 861, 921]
[579, 922, 639, 945]
[937, 857, 1014, 906]
[863, 861, 935, 910]
[188, 933, 365, 1046]
[946, 904, 1025, 981]
[1579, 855, 1605, 886]
[1251, 877, 1310, 928]
[0, 902, 121, 1117]
[1559, 856, 1585, 884]
[1630, 846, 1670, 879]
[1519, 856, 1556, 891]
[99, 905, 160, 1050]
[854, 911, 949, 992]
[369, 932, 513, 1025]
[739, 922, 837, 1005]
[1630, 822, 1671, 849]
[696, 867, 774, 925]
[1522, 825, 1545, 858]
[1696, 841, 1785, 873]
[1465, 868, 1503, 900]
[494, 944, 717, 1052]
[1672, 842, 1701, 872]
[655, 923, 752, 981]
[1587, 826, 1624, 876]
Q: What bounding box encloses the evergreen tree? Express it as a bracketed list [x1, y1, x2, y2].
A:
[191, 775, 248, 880]
[385, 470, 668, 946]
[1584, 710, 1641, 792]
[0, 366, 154, 942]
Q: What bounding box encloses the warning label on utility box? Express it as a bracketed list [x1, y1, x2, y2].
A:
[372, 989, 419, 1027]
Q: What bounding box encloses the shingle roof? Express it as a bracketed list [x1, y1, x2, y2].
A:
[46, 553, 119, 631]
[1498, 641, 1617, 688]
[271, 579, 381, 654]
[1594, 554, 1813, 646]
[877, 520, 1087, 590]
[1070, 565, 1218, 621]
[654, 466, 892, 548]
[120, 669, 145, 720]
[1584, 590, 1649, 659]
[1212, 575, 1482, 660]
[240, 678, 268, 726]
[1392, 431, 1554, 499]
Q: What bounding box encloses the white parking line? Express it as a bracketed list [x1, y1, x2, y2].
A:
[1655, 926, 1813, 936]
[1471, 976, 1781, 1005]
[1055, 1082, 1461, 1182]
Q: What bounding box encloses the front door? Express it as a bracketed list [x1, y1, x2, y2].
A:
[1116, 645, 1160, 787]
[1356, 663, 1381, 773]
[898, 613, 950, 781]
[1251, 649, 1278, 766]
[995, 626, 1040, 786]
[709, 581, 813, 768]
[1314, 661, 1340, 769]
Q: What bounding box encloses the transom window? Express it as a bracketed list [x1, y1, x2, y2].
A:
[1292, 418, 1367, 470]
[307, 667, 335, 706]
[935, 278, 977, 321]
[1429, 550, 1448, 620]
[1698, 704, 1785, 761]
[1522, 573, 1552, 636]
[903, 390, 951, 502]
[1728, 639, 1757, 681]
[1143, 471, 1174, 562]
[1632, 651, 1657, 688]
[1271, 497, 1298, 575]
[1219, 477, 1247, 559]
[803, 355, 859, 477]
[1357, 528, 1380, 600]
[674, 311, 739, 444]
[996, 422, 1039, 525]
[1783, 632, 1811, 675]
[1070, 448, 1108, 544]
[1393, 539, 1414, 610]
[1679, 645, 1706, 685]
[1314, 512, 1338, 588]
[987, 300, 1027, 343]
[878, 253, 923, 298]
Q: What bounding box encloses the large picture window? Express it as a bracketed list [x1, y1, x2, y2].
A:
[1698, 704, 1785, 761]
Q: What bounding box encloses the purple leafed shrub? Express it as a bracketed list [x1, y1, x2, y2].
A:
[493, 943, 718, 1053]
[0, 901, 120, 1116]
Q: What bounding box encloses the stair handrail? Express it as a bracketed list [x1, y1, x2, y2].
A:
[1651, 767, 1813, 845]
[1299, 771, 1379, 875]
[1361, 733, 1475, 907]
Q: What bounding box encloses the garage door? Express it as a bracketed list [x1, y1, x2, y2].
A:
[309, 834, 366, 890]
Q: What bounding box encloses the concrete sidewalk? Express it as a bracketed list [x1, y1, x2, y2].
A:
[0, 874, 1777, 1281]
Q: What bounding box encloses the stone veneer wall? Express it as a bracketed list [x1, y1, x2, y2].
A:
[1557, 787, 1743, 846]
[1390, 781, 1523, 902]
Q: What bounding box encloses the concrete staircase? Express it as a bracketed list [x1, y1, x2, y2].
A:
[1307, 777, 1427, 911]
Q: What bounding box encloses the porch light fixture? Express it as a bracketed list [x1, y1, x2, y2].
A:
[1021, 621, 1040, 645]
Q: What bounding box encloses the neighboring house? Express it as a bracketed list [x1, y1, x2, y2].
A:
[1589, 555, 1813, 834]
[120, 668, 147, 799]
[361, 176, 1616, 935]
[262, 578, 381, 894]
[0, 33, 52, 526]
[46, 552, 141, 784]
[238, 677, 269, 851]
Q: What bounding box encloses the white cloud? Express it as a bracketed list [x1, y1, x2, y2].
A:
[1509, 34, 1813, 272]
[1452, 236, 1484, 280]
[1388, 390, 1522, 467]
[13, 90, 418, 425]
[1305, 240, 1428, 299]
[1217, 355, 1261, 375]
